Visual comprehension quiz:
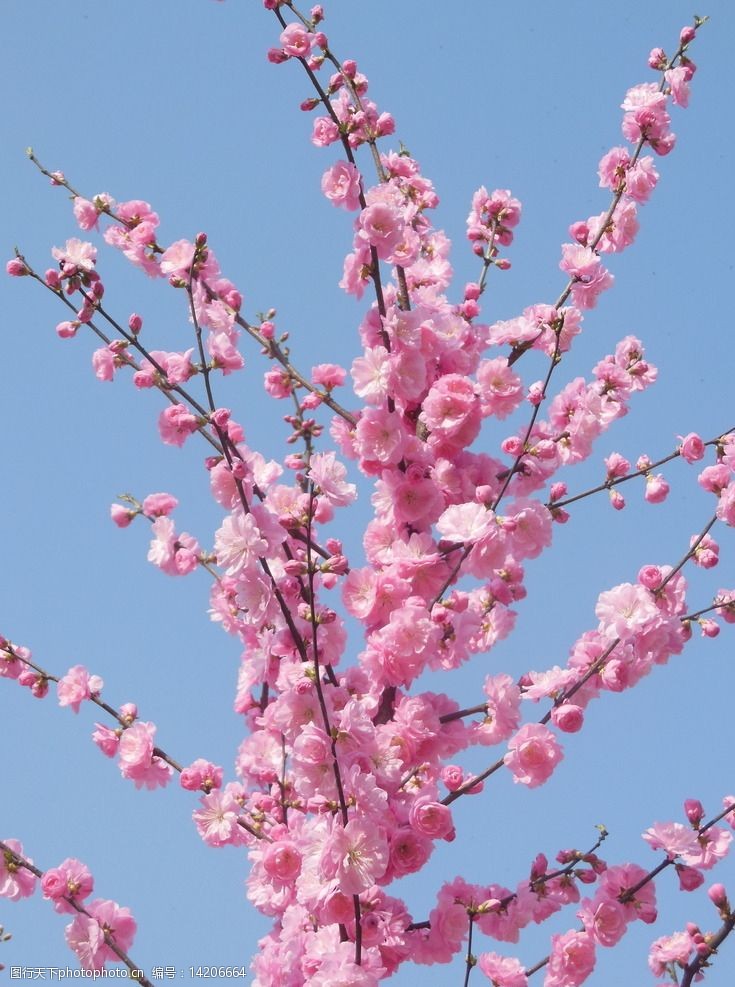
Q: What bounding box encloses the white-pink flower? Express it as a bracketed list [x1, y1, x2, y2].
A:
[214, 511, 268, 576]
[57, 665, 104, 714]
[436, 502, 495, 544]
[51, 237, 97, 272]
[309, 451, 357, 507]
[320, 818, 389, 894]
[595, 582, 660, 640]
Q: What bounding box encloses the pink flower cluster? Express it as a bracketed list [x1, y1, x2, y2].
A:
[1, 844, 137, 973]
[6, 6, 728, 985]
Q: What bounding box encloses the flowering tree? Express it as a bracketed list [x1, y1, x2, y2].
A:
[2, 2, 735, 985]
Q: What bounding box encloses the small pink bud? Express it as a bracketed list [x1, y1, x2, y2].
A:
[677, 865, 705, 892]
[119, 702, 137, 723]
[708, 883, 729, 908]
[699, 618, 720, 638]
[6, 258, 28, 276]
[680, 25, 696, 44]
[267, 47, 289, 64]
[110, 504, 135, 528]
[577, 869, 597, 884]
[685, 800, 705, 827]
[56, 320, 79, 339]
[609, 490, 626, 511]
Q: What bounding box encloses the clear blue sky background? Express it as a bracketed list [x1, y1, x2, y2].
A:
[2, 1, 734, 984]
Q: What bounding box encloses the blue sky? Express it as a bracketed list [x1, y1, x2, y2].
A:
[2, 1, 734, 984]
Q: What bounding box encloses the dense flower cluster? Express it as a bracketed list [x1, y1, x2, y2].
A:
[3, 5, 731, 986]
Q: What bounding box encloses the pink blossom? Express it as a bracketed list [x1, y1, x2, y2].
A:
[158, 404, 200, 446]
[180, 759, 223, 793]
[193, 789, 244, 847]
[142, 492, 179, 517]
[0, 839, 37, 900]
[648, 931, 693, 976]
[504, 724, 563, 788]
[312, 363, 346, 389]
[716, 483, 735, 527]
[358, 201, 406, 260]
[352, 346, 390, 404]
[65, 913, 105, 970]
[261, 841, 302, 883]
[91, 347, 116, 381]
[159, 239, 195, 279]
[6, 258, 28, 277]
[595, 582, 659, 641]
[320, 818, 389, 894]
[57, 665, 104, 714]
[72, 197, 101, 230]
[476, 358, 524, 419]
[599, 863, 657, 923]
[321, 161, 362, 210]
[506, 498, 552, 560]
[559, 244, 613, 309]
[478, 951, 528, 986]
[545, 930, 596, 986]
[681, 825, 732, 870]
[625, 156, 659, 202]
[642, 821, 700, 859]
[436, 502, 495, 544]
[679, 431, 705, 463]
[92, 723, 120, 757]
[279, 22, 315, 59]
[41, 858, 94, 914]
[408, 799, 455, 841]
[473, 673, 521, 745]
[420, 374, 481, 452]
[311, 115, 340, 147]
[665, 66, 691, 107]
[309, 451, 356, 506]
[118, 721, 172, 790]
[578, 898, 627, 947]
[214, 511, 268, 576]
[644, 474, 670, 503]
[66, 899, 137, 971]
[551, 703, 584, 733]
[597, 147, 630, 192]
[51, 238, 97, 273]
